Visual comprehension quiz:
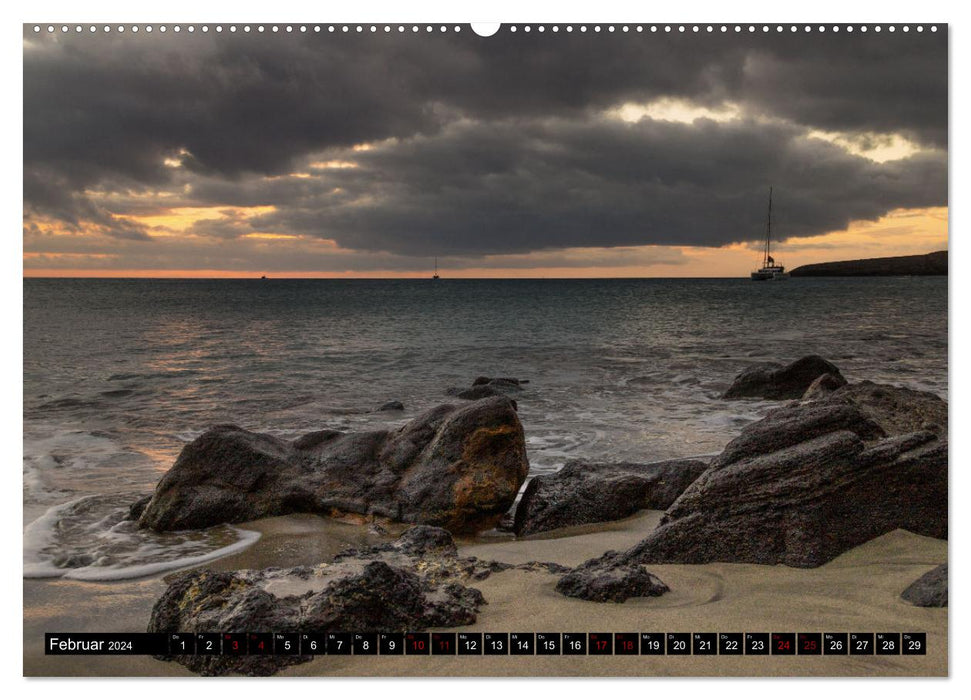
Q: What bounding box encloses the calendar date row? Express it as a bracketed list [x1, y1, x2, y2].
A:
[46, 632, 926, 656]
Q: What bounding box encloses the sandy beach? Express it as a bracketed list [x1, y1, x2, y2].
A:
[24, 510, 947, 677]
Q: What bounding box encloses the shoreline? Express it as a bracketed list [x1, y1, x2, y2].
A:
[24, 510, 947, 677]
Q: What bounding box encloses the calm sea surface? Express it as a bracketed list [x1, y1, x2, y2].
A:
[23, 277, 948, 579]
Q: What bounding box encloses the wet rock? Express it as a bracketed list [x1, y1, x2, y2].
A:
[555, 556, 669, 603]
[138, 396, 529, 534]
[377, 400, 405, 411]
[126, 494, 152, 521]
[901, 564, 947, 607]
[723, 355, 846, 400]
[447, 384, 503, 400]
[148, 526, 561, 675]
[802, 373, 845, 400]
[558, 383, 947, 578]
[513, 458, 708, 536]
[448, 377, 527, 400]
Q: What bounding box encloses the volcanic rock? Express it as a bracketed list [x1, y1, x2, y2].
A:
[901, 564, 948, 607]
[555, 557, 669, 603]
[723, 355, 846, 400]
[557, 383, 947, 587]
[149, 526, 565, 675]
[802, 373, 846, 400]
[513, 458, 708, 536]
[138, 397, 529, 533]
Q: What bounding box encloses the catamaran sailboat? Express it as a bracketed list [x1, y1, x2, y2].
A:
[751, 187, 789, 281]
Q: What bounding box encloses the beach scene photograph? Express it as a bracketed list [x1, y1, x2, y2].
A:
[21, 18, 949, 680]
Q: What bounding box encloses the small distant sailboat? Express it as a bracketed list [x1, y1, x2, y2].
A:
[432, 258, 440, 280]
[750, 187, 789, 281]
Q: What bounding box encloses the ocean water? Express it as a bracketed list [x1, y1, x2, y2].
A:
[23, 277, 948, 580]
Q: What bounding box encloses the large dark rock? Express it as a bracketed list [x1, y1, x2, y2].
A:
[557, 383, 947, 584]
[138, 397, 529, 534]
[723, 355, 847, 400]
[901, 564, 947, 607]
[149, 526, 565, 675]
[513, 458, 708, 536]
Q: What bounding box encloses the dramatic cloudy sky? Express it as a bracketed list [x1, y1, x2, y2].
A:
[23, 25, 948, 277]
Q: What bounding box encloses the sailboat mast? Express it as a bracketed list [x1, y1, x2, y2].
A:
[764, 186, 773, 267]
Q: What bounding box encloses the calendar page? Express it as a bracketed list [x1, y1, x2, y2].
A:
[22, 19, 948, 679]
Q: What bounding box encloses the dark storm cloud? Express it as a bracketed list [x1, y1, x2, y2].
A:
[22, 27, 947, 258]
[240, 116, 945, 255]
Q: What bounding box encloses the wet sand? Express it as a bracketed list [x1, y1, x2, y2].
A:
[24, 511, 947, 677]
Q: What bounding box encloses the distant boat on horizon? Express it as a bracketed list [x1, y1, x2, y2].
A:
[751, 187, 789, 281]
[432, 258, 440, 280]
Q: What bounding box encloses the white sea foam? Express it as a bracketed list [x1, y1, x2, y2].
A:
[23, 494, 260, 581]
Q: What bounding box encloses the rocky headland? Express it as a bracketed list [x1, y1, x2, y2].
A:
[789, 250, 947, 277]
